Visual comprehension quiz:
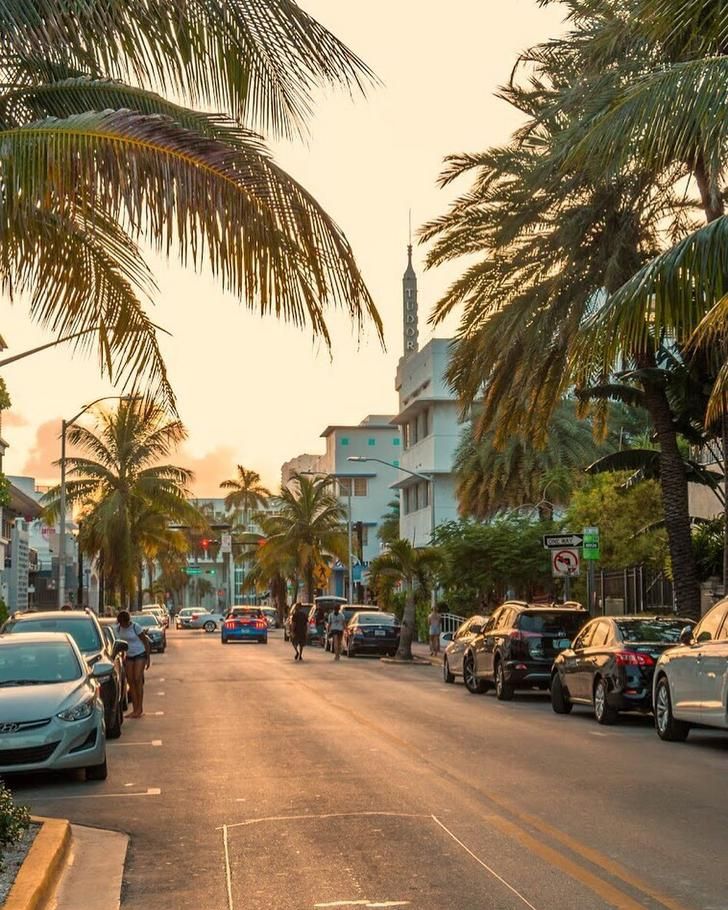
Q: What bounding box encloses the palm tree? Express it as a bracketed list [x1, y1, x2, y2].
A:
[220, 466, 271, 530]
[0, 1, 382, 405]
[263, 474, 347, 603]
[455, 399, 629, 520]
[420, 4, 711, 617]
[378, 498, 401, 546]
[369, 539, 441, 661]
[44, 398, 200, 606]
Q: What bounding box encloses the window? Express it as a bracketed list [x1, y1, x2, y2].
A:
[338, 479, 351, 497]
[393, 438, 401, 447]
[354, 477, 368, 497]
[402, 424, 410, 449]
[590, 622, 611, 647]
[359, 525, 369, 547]
[368, 438, 376, 447]
[403, 486, 411, 515]
[572, 622, 596, 651]
[411, 418, 419, 445]
[695, 605, 728, 643]
[340, 437, 350, 446]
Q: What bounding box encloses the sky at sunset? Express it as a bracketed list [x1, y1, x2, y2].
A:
[2, 1, 563, 494]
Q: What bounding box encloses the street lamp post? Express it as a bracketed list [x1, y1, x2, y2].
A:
[58, 395, 139, 609]
[347, 456, 437, 608]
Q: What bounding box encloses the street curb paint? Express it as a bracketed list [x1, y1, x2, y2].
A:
[4, 816, 71, 910]
[380, 657, 433, 666]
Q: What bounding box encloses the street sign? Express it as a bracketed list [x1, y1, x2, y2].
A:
[184, 567, 202, 576]
[543, 533, 584, 549]
[220, 533, 232, 554]
[582, 526, 601, 561]
[552, 548, 580, 578]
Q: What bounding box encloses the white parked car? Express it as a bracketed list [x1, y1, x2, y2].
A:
[653, 597, 728, 741]
[187, 610, 226, 632]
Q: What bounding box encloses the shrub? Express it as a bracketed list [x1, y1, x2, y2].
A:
[0, 784, 30, 871]
[0, 598, 7, 626]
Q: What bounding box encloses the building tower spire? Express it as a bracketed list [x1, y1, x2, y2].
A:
[403, 231, 418, 357]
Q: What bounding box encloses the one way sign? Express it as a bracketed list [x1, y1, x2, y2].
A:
[543, 533, 584, 549]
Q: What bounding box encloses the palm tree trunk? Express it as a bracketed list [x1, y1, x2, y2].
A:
[396, 580, 416, 660]
[641, 377, 701, 620]
[722, 414, 728, 595]
[305, 565, 314, 603]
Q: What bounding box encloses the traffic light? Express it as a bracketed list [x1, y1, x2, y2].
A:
[201, 538, 210, 553]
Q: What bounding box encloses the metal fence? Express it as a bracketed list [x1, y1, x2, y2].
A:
[598, 566, 674, 615]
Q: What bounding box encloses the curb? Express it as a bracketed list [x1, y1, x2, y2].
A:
[4, 816, 71, 910]
[380, 657, 434, 666]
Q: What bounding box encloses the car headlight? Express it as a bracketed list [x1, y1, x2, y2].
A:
[57, 697, 95, 722]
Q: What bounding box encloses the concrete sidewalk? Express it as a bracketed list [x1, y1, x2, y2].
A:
[50, 825, 128, 910]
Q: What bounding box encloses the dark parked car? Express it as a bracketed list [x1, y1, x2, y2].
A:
[99, 618, 128, 713]
[343, 611, 400, 658]
[283, 603, 313, 642]
[324, 605, 380, 652]
[2, 610, 128, 738]
[551, 615, 695, 724]
[462, 602, 587, 700]
[442, 615, 490, 684]
[130, 613, 167, 653]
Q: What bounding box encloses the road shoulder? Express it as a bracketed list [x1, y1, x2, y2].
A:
[50, 825, 128, 910]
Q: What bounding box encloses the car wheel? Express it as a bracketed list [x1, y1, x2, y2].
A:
[203, 620, 216, 633]
[463, 654, 487, 694]
[85, 756, 108, 782]
[655, 677, 689, 742]
[107, 700, 123, 740]
[594, 678, 618, 725]
[495, 660, 514, 701]
[550, 673, 573, 714]
[443, 657, 455, 684]
[261, 638, 268, 645]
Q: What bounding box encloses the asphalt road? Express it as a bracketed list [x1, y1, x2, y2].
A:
[8, 628, 728, 910]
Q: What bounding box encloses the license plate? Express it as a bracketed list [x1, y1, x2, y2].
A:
[553, 639, 571, 650]
[375, 630, 386, 636]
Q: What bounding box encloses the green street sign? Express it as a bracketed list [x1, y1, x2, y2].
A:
[582, 526, 600, 561]
[184, 567, 202, 576]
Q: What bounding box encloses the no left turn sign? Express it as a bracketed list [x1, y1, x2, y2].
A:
[552, 548, 580, 578]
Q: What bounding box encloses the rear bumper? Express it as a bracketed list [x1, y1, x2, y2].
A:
[350, 637, 400, 652]
[221, 630, 267, 642]
[504, 661, 552, 688]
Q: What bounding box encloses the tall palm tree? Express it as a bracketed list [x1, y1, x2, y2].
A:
[263, 474, 347, 603]
[421, 3, 710, 616]
[369, 539, 441, 661]
[44, 398, 200, 606]
[220, 466, 271, 530]
[0, 1, 382, 405]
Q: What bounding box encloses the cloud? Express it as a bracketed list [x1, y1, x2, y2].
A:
[175, 444, 238, 497]
[3, 411, 28, 428]
[21, 419, 66, 483]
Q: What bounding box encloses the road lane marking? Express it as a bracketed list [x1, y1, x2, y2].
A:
[431, 816, 539, 910]
[222, 824, 234, 910]
[484, 814, 646, 910]
[151, 711, 164, 716]
[218, 811, 429, 832]
[30, 787, 161, 801]
[314, 903, 410, 908]
[300, 680, 690, 910]
[112, 740, 162, 747]
[157, 691, 166, 696]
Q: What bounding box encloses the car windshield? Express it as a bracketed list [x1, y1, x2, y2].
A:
[617, 619, 688, 644]
[5, 617, 102, 653]
[356, 613, 396, 625]
[518, 612, 585, 635]
[0, 641, 82, 685]
[132, 615, 161, 628]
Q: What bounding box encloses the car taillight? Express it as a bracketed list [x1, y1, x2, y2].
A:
[256, 620, 266, 629]
[615, 651, 655, 667]
[224, 620, 236, 628]
[354, 629, 365, 637]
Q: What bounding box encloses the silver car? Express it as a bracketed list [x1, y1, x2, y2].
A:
[442, 615, 490, 684]
[0, 632, 110, 780]
[653, 597, 728, 741]
[187, 609, 226, 632]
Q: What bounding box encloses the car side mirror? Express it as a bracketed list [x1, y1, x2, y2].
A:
[91, 660, 114, 679]
[441, 631, 454, 643]
[679, 626, 694, 646]
[112, 640, 128, 657]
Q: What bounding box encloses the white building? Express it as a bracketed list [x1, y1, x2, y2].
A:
[394, 247, 462, 544]
[282, 415, 400, 598]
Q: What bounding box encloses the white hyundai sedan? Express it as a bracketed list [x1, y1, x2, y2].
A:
[0, 632, 111, 780]
[653, 597, 728, 741]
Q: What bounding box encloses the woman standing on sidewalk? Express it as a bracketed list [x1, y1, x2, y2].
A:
[115, 610, 151, 717]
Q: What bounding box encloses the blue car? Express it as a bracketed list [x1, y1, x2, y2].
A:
[221, 609, 268, 644]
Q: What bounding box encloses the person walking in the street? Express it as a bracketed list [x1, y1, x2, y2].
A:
[291, 603, 309, 661]
[327, 604, 346, 661]
[115, 610, 151, 718]
[428, 606, 442, 656]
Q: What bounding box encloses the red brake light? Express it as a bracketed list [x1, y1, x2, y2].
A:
[256, 620, 266, 629]
[615, 651, 655, 667]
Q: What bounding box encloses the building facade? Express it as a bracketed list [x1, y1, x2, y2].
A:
[394, 247, 462, 545]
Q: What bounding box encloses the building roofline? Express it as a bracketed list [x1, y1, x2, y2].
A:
[320, 423, 397, 438]
[7, 482, 43, 518]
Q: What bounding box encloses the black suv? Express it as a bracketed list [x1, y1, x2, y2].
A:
[2, 609, 128, 738]
[462, 602, 587, 700]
